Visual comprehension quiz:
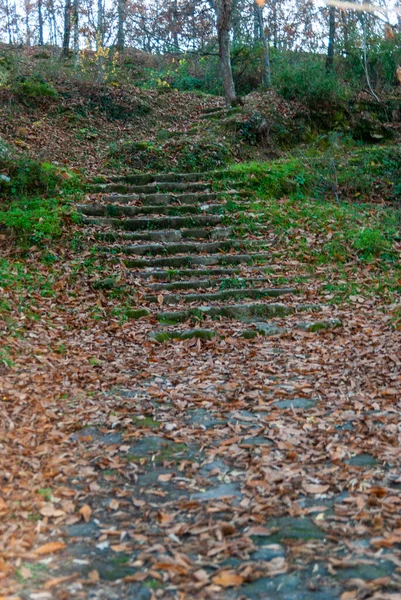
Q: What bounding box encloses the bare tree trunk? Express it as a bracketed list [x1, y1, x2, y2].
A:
[48, 0, 58, 45]
[38, 0, 44, 45]
[62, 0, 72, 56]
[167, 0, 179, 51]
[341, 10, 349, 56]
[326, 6, 335, 72]
[5, 0, 13, 44]
[97, 0, 105, 82]
[117, 0, 126, 51]
[255, 3, 271, 87]
[215, 0, 237, 106]
[24, 0, 31, 45]
[272, 0, 278, 49]
[253, 3, 259, 41]
[73, 0, 79, 68]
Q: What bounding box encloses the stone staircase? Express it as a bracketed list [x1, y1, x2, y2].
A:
[79, 171, 339, 338]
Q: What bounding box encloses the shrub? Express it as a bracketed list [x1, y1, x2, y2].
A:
[13, 75, 58, 100]
[273, 53, 350, 108]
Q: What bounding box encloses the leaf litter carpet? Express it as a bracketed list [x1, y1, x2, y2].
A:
[1, 173, 401, 599]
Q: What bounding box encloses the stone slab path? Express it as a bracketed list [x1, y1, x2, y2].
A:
[16, 166, 401, 599]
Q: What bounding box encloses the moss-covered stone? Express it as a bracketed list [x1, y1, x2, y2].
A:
[149, 329, 218, 342]
[125, 308, 150, 319]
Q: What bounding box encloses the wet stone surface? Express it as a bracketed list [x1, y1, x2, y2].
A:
[24, 376, 401, 600]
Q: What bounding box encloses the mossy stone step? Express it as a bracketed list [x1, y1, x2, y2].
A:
[92, 226, 234, 243]
[158, 302, 292, 324]
[98, 240, 267, 256]
[99, 169, 241, 185]
[100, 191, 247, 206]
[146, 287, 296, 305]
[79, 202, 233, 218]
[149, 329, 218, 342]
[90, 181, 211, 195]
[295, 318, 342, 332]
[125, 253, 271, 269]
[199, 107, 241, 120]
[241, 322, 288, 338]
[87, 214, 225, 231]
[148, 276, 273, 292]
[201, 106, 226, 115]
[137, 267, 242, 280]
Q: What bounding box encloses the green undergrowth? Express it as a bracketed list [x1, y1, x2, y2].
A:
[0, 142, 82, 243]
[216, 144, 401, 303]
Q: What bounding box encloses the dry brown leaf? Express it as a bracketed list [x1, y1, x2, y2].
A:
[212, 570, 244, 588]
[153, 562, 188, 575]
[40, 505, 66, 518]
[79, 504, 92, 523]
[109, 499, 120, 510]
[158, 473, 173, 482]
[34, 542, 66, 556]
[86, 570, 100, 583]
[44, 573, 79, 589]
[303, 483, 330, 494]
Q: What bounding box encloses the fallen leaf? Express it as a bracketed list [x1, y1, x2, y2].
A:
[303, 483, 330, 494]
[34, 542, 66, 556]
[79, 504, 92, 523]
[44, 573, 79, 589]
[212, 570, 244, 588]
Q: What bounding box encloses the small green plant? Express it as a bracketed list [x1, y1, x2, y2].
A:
[13, 75, 58, 100]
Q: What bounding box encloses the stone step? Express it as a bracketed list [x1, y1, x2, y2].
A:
[98, 170, 238, 185]
[82, 214, 224, 231]
[136, 267, 243, 280]
[90, 181, 211, 195]
[146, 287, 297, 305]
[201, 106, 226, 115]
[150, 328, 219, 342]
[88, 225, 234, 243]
[199, 107, 241, 120]
[78, 202, 239, 218]
[158, 302, 293, 324]
[125, 253, 270, 269]
[97, 191, 247, 206]
[98, 240, 268, 256]
[148, 276, 273, 292]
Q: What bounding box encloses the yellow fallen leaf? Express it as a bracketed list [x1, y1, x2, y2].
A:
[34, 541, 66, 556]
[212, 570, 244, 588]
[79, 504, 92, 523]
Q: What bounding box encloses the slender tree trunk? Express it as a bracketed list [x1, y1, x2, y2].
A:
[24, 0, 31, 45]
[170, 0, 179, 51]
[341, 11, 349, 56]
[256, 3, 271, 87]
[5, 0, 13, 44]
[48, 0, 58, 45]
[272, 0, 278, 49]
[215, 0, 237, 106]
[97, 0, 105, 82]
[117, 0, 126, 51]
[253, 3, 259, 41]
[63, 0, 72, 56]
[326, 6, 335, 72]
[73, 0, 79, 68]
[38, 0, 44, 45]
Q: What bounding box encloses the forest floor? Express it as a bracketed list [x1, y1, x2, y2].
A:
[1, 76, 401, 600]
